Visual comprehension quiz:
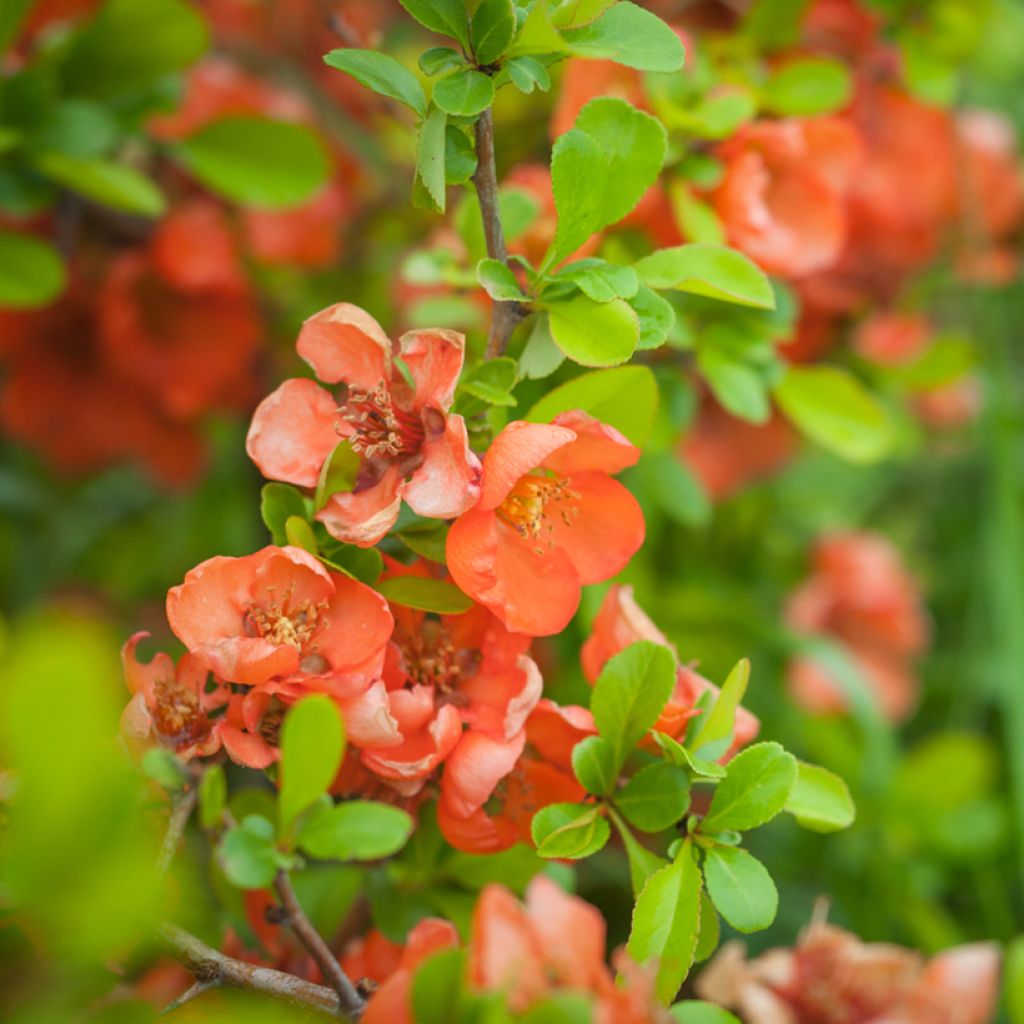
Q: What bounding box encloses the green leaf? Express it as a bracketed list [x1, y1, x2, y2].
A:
[0, 231, 65, 309]
[630, 285, 676, 350]
[33, 152, 164, 216]
[417, 106, 448, 213]
[526, 364, 658, 444]
[692, 890, 720, 964]
[637, 451, 711, 529]
[679, 91, 757, 140]
[555, 259, 639, 302]
[671, 1001, 740, 1024]
[547, 98, 667, 268]
[702, 845, 777, 933]
[218, 815, 282, 890]
[398, 0, 471, 47]
[411, 947, 466, 1024]
[572, 734, 618, 796]
[547, 293, 639, 367]
[420, 46, 465, 76]
[397, 520, 450, 564]
[617, 762, 691, 832]
[285, 515, 318, 554]
[0, 0, 33, 52]
[591, 641, 676, 771]
[519, 314, 566, 380]
[477, 258, 528, 301]
[175, 117, 328, 209]
[563, 2, 686, 71]
[612, 809, 668, 894]
[773, 365, 894, 464]
[444, 125, 477, 184]
[260, 483, 308, 546]
[471, 0, 517, 63]
[743, 0, 809, 50]
[60, 0, 208, 97]
[551, 0, 618, 28]
[298, 800, 413, 861]
[320, 542, 385, 585]
[141, 748, 187, 791]
[689, 659, 750, 758]
[654, 733, 725, 780]
[433, 68, 495, 117]
[531, 803, 611, 859]
[376, 576, 473, 614]
[762, 58, 852, 116]
[669, 182, 725, 246]
[627, 844, 702, 1002]
[702, 742, 798, 833]
[31, 100, 119, 159]
[697, 347, 771, 425]
[459, 357, 519, 407]
[784, 761, 855, 832]
[520, 994, 594, 1024]
[279, 696, 346, 835]
[314, 441, 361, 512]
[198, 765, 227, 831]
[1006, 936, 1024, 1024]
[506, 55, 552, 93]
[634, 244, 774, 309]
[323, 49, 427, 117]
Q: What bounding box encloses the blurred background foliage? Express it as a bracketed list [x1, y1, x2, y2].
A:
[1, 0, 1023, 1020]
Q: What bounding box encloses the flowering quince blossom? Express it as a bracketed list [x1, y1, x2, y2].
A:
[696, 922, 1000, 1024]
[247, 302, 481, 546]
[785, 532, 930, 722]
[166, 544, 393, 688]
[583, 583, 760, 756]
[346, 558, 543, 796]
[436, 697, 595, 853]
[446, 411, 645, 637]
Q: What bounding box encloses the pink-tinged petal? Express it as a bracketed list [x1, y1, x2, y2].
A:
[526, 699, 596, 769]
[399, 328, 466, 410]
[436, 799, 519, 854]
[910, 944, 1000, 1024]
[316, 467, 404, 547]
[543, 411, 641, 476]
[312, 572, 394, 676]
[580, 584, 669, 683]
[440, 730, 526, 818]
[404, 414, 482, 520]
[121, 632, 174, 697]
[462, 655, 543, 740]
[195, 637, 300, 687]
[401, 919, 462, 970]
[246, 378, 342, 487]
[479, 421, 576, 510]
[361, 703, 462, 780]
[526, 875, 606, 989]
[388, 685, 437, 735]
[219, 723, 278, 769]
[255, 544, 335, 602]
[340, 680, 402, 748]
[546, 472, 645, 585]
[296, 302, 392, 388]
[447, 509, 583, 637]
[120, 692, 152, 743]
[166, 553, 256, 650]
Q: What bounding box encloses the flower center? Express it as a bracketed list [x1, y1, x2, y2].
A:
[152, 675, 207, 746]
[245, 597, 327, 651]
[340, 383, 425, 459]
[397, 619, 467, 695]
[496, 474, 580, 549]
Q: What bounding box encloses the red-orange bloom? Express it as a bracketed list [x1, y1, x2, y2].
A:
[166, 545, 393, 687]
[583, 584, 760, 756]
[247, 303, 481, 547]
[697, 924, 999, 1024]
[350, 559, 542, 796]
[446, 412, 644, 637]
[852, 311, 931, 367]
[712, 117, 863, 278]
[785, 532, 930, 722]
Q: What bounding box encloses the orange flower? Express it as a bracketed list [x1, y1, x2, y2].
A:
[247, 303, 481, 547]
[852, 312, 931, 367]
[712, 117, 863, 278]
[437, 698, 594, 854]
[446, 412, 644, 637]
[583, 584, 760, 756]
[166, 545, 393, 688]
[697, 924, 999, 1024]
[785, 532, 930, 722]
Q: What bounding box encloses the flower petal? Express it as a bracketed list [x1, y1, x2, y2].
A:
[316, 466, 404, 547]
[399, 328, 466, 410]
[313, 572, 394, 677]
[542, 411, 640, 476]
[479, 421, 576, 511]
[440, 730, 526, 819]
[296, 302, 392, 387]
[246, 378, 342, 487]
[403, 414, 482, 520]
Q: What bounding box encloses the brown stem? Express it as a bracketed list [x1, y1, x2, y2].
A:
[159, 923, 344, 1017]
[157, 779, 199, 875]
[472, 108, 527, 359]
[274, 871, 365, 1019]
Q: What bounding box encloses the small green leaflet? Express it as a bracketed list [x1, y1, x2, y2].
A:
[323, 49, 427, 116]
[702, 845, 778, 933]
[701, 741, 797, 833]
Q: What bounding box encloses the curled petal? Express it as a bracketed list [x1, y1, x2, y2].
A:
[121, 632, 175, 697]
[479, 421, 576, 511]
[525, 699, 596, 769]
[361, 703, 462, 780]
[403, 414, 482, 520]
[296, 302, 392, 388]
[317, 467, 404, 547]
[399, 328, 466, 410]
[219, 723, 278, 769]
[440, 730, 526, 819]
[340, 680, 402, 748]
[543, 411, 641, 476]
[580, 584, 669, 683]
[462, 654, 543, 741]
[246, 378, 342, 487]
[436, 799, 519, 854]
